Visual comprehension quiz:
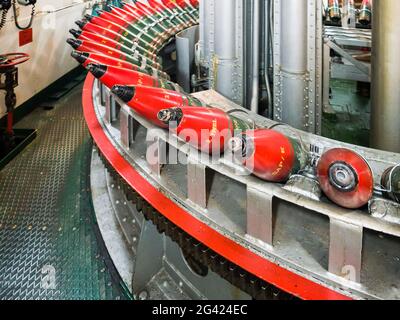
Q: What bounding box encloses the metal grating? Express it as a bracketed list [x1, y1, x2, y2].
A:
[0, 82, 130, 300]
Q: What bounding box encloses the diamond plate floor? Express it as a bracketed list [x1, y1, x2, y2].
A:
[0, 79, 131, 300]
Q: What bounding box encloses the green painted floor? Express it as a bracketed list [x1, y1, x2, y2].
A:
[0, 75, 131, 300]
[322, 79, 371, 147]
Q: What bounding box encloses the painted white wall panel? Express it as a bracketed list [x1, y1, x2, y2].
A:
[0, 0, 97, 117]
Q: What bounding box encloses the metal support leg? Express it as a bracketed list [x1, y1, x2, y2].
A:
[187, 161, 207, 208]
[328, 218, 363, 283]
[120, 110, 130, 149]
[146, 134, 167, 177]
[246, 187, 274, 246]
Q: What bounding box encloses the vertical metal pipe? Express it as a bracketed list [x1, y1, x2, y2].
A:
[371, 0, 400, 153]
[280, 0, 308, 130]
[250, 0, 261, 113]
[264, 0, 273, 118]
[199, 0, 206, 55]
[214, 0, 237, 100]
[199, 0, 211, 64]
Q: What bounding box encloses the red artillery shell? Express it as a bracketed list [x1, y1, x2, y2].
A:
[110, 5, 170, 36]
[110, 6, 145, 20]
[161, 0, 190, 12]
[123, 1, 181, 33]
[76, 20, 126, 43]
[94, 10, 162, 44]
[109, 6, 143, 21]
[76, 20, 123, 41]
[381, 165, 400, 203]
[328, 0, 341, 22]
[125, 1, 157, 15]
[75, 21, 159, 62]
[147, 0, 187, 20]
[67, 39, 134, 63]
[112, 5, 173, 42]
[71, 29, 125, 50]
[147, 0, 168, 12]
[175, 107, 231, 154]
[85, 15, 125, 34]
[175, 0, 196, 10]
[84, 15, 158, 53]
[161, 0, 197, 23]
[97, 10, 136, 29]
[67, 39, 159, 71]
[241, 129, 299, 183]
[123, 2, 159, 22]
[72, 50, 136, 68]
[70, 30, 160, 67]
[86, 64, 180, 92]
[359, 0, 372, 25]
[111, 85, 205, 128]
[93, 65, 158, 88]
[162, 0, 188, 9]
[317, 148, 374, 209]
[148, 0, 191, 26]
[158, 107, 253, 154]
[70, 51, 169, 79]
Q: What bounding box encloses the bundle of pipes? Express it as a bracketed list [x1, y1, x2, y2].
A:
[70, 1, 399, 211]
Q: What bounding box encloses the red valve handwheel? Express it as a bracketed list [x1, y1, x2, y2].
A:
[0, 53, 30, 69]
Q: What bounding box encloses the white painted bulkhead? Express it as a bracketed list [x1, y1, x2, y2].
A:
[0, 0, 97, 117]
